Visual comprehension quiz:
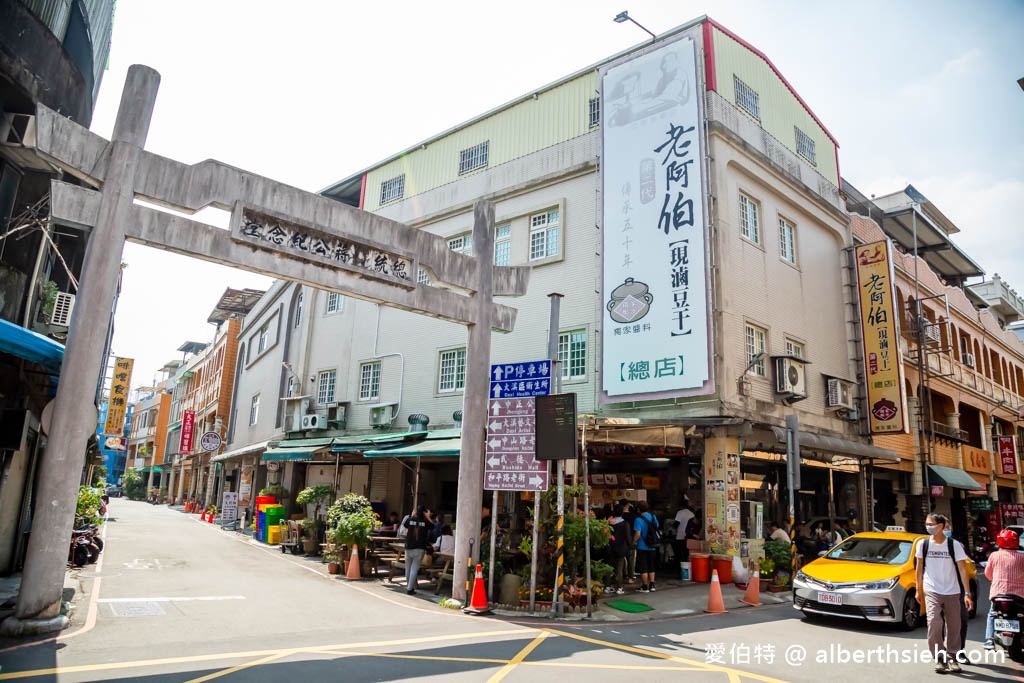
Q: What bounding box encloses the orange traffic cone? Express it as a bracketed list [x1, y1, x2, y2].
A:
[200, 508, 206, 521]
[739, 564, 762, 607]
[207, 511, 214, 524]
[463, 563, 492, 615]
[704, 569, 728, 614]
[345, 544, 361, 580]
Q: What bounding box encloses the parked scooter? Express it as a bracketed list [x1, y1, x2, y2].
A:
[67, 517, 103, 567]
[973, 528, 996, 564]
[991, 592, 1024, 662]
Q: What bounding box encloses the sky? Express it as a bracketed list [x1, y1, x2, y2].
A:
[89, 0, 1024, 391]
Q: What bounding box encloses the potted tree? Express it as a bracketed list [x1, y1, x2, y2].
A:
[296, 484, 335, 551]
[300, 517, 319, 554]
[327, 493, 379, 577]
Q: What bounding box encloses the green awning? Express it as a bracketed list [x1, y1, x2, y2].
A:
[262, 437, 334, 462]
[330, 430, 435, 453]
[928, 465, 984, 491]
[364, 434, 461, 458]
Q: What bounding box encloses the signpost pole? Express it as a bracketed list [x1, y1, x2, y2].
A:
[582, 416, 592, 618]
[488, 489, 498, 603]
[786, 414, 801, 578]
[548, 293, 564, 616]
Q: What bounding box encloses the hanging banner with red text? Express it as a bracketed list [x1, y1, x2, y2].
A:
[103, 357, 134, 435]
[179, 410, 196, 454]
[998, 435, 1018, 476]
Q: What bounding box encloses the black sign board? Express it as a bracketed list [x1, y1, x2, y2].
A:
[967, 496, 994, 513]
[535, 393, 577, 461]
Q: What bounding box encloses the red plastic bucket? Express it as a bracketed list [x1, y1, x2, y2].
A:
[691, 553, 711, 582]
[712, 555, 733, 584]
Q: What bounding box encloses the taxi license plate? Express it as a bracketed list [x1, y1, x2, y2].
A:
[994, 618, 1020, 633]
[818, 592, 843, 605]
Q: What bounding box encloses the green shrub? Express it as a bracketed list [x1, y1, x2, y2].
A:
[122, 469, 146, 501]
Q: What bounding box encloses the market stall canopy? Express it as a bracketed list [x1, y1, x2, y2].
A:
[766, 426, 898, 463]
[330, 429, 432, 453]
[211, 440, 270, 463]
[928, 464, 984, 491]
[363, 429, 462, 458]
[0, 318, 64, 372]
[585, 424, 687, 449]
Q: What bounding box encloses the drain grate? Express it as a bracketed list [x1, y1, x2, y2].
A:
[108, 601, 166, 617]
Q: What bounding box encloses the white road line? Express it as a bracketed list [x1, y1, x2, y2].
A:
[97, 596, 246, 603]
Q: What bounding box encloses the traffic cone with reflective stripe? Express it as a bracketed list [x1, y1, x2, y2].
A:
[200, 508, 206, 521]
[207, 510, 214, 524]
[739, 563, 762, 607]
[463, 564, 492, 615]
[346, 544, 361, 580]
[704, 569, 728, 613]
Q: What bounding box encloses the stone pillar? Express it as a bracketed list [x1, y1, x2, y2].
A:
[451, 200, 494, 603]
[1, 66, 159, 636]
[704, 428, 740, 554]
[166, 465, 176, 505]
[908, 396, 923, 496]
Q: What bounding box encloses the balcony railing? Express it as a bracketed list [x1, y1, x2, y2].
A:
[930, 421, 969, 443]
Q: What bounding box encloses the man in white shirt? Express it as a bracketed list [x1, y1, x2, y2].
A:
[673, 499, 696, 571]
[768, 521, 790, 544]
[914, 513, 972, 673]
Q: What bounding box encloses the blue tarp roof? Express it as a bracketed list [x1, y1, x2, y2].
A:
[0, 318, 64, 371]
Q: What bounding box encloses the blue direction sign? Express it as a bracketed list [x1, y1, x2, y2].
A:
[489, 360, 552, 399]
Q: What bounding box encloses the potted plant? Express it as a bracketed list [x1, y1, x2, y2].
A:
[324, 544, 344, 575]
[296, 485, 335, 521]
[258, 484, 288, 503]
[300, 517, 319, 554]
[327, 493, 379, 576]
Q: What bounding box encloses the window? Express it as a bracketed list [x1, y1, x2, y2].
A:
[494, 224, 511, 266]
[745, 324, 767, 377]
[558, 329, 587, 379]
[317, 369, 336, 405]
[294, 291, 303, 328]
[588, 97, 600, 128]
[286, 376, 298, 398]
[359, 362, 380, 401]
[734, 76, 760, 121]
[249, 394, 260, 426]
[257, 325, 269, 353]
[739, 193, 760, 243]
[458, 141, 489, 175]
[417, 268, 431, 286]
[380, 174, 405, 204]
[326, 292, 344, 314]
[785, 339, 804, 359]
[448, 234, 473, 255]
[778, 217, 796, 264]
[529, 209, 560, 261]
[438, 348, 467, 393]
[795, 127, 816, 165]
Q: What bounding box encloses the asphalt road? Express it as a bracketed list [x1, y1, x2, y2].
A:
[0, 500, 1021, 682]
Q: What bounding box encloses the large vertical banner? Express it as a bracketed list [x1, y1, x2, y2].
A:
[998, 435, 1018, 476]
[600, 35, 712, 402]
[854, 240, 908, 434]
[104, 357, 134, 435]
[179, 409, 196, 454]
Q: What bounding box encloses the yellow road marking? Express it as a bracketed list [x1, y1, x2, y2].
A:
[487, 631, 549, 683]
[184, 650, 296, 683]
[316, 650, 508, 665]
[0, 628, 531, 680]
[540, 628, 791, 683]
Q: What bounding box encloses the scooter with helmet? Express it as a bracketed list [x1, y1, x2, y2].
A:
[990, 529, 1024, 663]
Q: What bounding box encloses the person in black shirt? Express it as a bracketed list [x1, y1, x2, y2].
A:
[403, 505, 434, 594]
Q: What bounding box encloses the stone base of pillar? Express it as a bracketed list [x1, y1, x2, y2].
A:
[0, 613, 70, 637]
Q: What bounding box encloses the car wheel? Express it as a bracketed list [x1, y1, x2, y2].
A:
[900, 591, 920, 631]
[968, 582, 977, 619]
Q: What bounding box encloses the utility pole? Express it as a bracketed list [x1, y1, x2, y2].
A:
[547, 293, 564, 616]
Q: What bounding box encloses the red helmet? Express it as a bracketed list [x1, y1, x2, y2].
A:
[997, 529, 1020, 550]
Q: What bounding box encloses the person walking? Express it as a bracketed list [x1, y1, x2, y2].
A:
[983, 529, 1024, 651]
[673, 498, 696, 574]
[915, 513, 972, 673]
[632, 501, 660, 593]
[403, 505, 434, 595]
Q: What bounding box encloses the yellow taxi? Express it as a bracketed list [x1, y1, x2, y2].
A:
[793, 527, 978, 630]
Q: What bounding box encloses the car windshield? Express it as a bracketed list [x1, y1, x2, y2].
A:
[824, 538, 912, 565]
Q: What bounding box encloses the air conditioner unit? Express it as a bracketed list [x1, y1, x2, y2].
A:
[0, 113, 36, 147]
[301, 414, 328, 431]
[50, 292, 75, 326]
[962, 352, 975, 369]
[826, 378, 854, 410]
[918, 317, 941, 344]
[369, 405, 394, 427]
[775, 357, 807, 397]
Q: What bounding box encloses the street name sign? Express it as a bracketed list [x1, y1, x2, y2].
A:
[485, 359, 551, 491]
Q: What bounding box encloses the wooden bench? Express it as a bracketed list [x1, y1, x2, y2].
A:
[427, 554, 454, 594]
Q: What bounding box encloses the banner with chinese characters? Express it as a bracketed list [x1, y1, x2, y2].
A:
[854, 240, 908, 434]
[997, 435, 1018, 476]
[179, 410, 196, 454]
[103, 357, 133, 435]
[600, 33, 713, 402]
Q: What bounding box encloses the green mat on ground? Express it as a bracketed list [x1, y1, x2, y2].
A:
[605, 600, 654, 613]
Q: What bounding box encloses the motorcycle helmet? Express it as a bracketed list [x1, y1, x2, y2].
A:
[996, 529, 1020, 549]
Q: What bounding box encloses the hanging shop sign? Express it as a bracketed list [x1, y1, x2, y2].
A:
[930, 485, 944, 497]
[179, 410, 195, 454]
[600, 32, 713, 402]
[535, 393, 577, 461]
[854, 240, 908, 434]
[200, 431, 222, 452]
[997, 435, 1018, 476]
[104, 357, 134, 435]
[967, 496, 994, 513]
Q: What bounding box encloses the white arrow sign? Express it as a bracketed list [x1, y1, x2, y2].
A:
[529, 474, 544, 488]
[487, 455, 502, 468]
[488, 437, 503, 449]
[488, 420, 503, 431]
[491, 402, 502, 416]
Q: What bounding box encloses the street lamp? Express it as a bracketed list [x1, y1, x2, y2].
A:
[613, 10, 657, 40]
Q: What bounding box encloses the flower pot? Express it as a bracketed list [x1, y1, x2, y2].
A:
[768, 584, 789, 593]
[328, 562, 340, 575]
[302, 538, 319, 554]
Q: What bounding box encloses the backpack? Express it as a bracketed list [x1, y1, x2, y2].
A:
[642, 513, 661, 548]
[919, 537, 965, 595]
